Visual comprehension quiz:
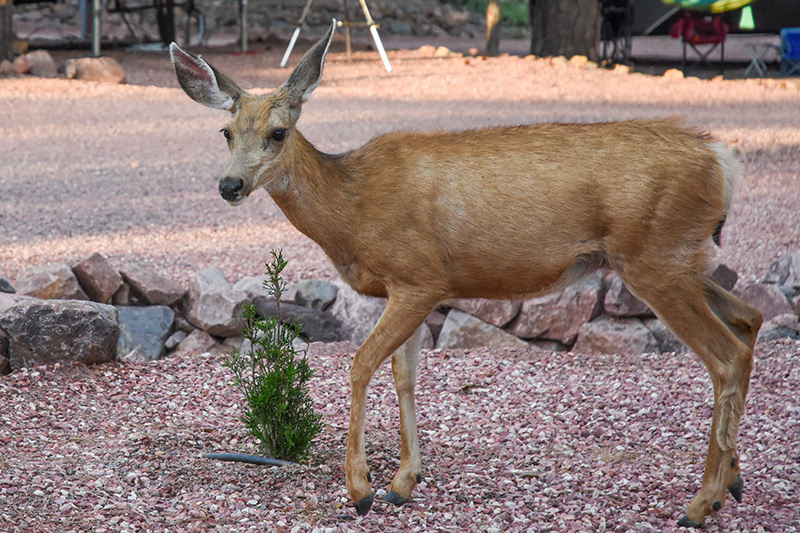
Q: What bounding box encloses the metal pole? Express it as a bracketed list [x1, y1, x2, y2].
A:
[239, 0, 248, 52]
[92, 0, 101, 57]
[358, 0, 391, 72]
[280, 0, 314, 67]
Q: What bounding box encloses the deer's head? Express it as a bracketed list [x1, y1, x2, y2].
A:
[170, 21, 335, 205]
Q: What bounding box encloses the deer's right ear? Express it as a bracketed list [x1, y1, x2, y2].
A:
[170, 43, 246, 113]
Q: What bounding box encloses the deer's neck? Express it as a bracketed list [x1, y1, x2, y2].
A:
[266, 132, 358, 269]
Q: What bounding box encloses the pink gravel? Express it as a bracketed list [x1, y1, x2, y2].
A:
[1, 340, 799, 531]
[1, 43, 800, 531]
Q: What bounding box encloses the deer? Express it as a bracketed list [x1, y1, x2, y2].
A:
[170, 21, 763, 528]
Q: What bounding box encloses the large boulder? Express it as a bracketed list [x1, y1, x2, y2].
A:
[733, 281, 794, 322]
[186, 267, 248, 337]
[437, 309, 529, 351]
[64, 56, 125, 84]
[603, 274, 653, 318]
[329, 279, 386, 345]
[175, 329, 220, 355]
[26, 50, 58, 78]
[0, 299, 119, 371]
[72, 252, 123, 303]
[573, 315, 660, 356]
[119, 263, 185, 306]
[15, 263, 89, 300]
[0, 277, 14, 293]
[757, 313, 800, 343]
[762, 252, 800, 290]
[117, 305, 175, 360]
[506, 274, 604, 344]
[253, 297, 341, 342]
[444, 298, 520, 328]
[293, 279, 339, 311]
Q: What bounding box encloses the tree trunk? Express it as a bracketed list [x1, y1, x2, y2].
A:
[529, 0, 601, 61]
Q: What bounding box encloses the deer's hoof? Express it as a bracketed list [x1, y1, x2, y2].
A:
[728, 475, 744, 503]
[677, 515, 705, 529]
[383, 491, 409, 506]
[354, 494, 373, 516]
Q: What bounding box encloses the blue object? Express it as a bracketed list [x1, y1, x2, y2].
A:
[780, 28, 800, 76]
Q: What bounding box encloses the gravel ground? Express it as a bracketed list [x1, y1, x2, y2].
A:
[1, 41, 800, 532]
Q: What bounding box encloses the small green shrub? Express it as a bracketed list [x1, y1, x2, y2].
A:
[223, 250, 323, 463]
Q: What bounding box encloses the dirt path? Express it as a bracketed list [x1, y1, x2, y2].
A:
[1, 44, 799, 286]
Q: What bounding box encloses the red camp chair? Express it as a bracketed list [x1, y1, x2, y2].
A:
[670, 10, 729, 76]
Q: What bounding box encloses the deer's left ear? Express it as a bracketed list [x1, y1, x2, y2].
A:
[170, 43, 247, 113]
[282, 19, 336, 106]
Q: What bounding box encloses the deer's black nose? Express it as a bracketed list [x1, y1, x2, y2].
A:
[219, 178, 243, 201]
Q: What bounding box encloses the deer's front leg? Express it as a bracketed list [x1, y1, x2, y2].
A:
[346, 292, 435, 516]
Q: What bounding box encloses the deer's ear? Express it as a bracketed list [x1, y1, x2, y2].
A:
[282, 19, 336, 106]
[170, 43, 247, 112]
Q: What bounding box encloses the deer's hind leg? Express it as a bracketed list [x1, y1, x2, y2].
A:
[617, 266, 761, 527]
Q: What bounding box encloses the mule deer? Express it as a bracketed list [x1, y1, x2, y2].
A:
[170, 21, 762, 527]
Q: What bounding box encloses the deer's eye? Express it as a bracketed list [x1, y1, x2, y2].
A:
[271, 129, 287, 142]
[221, 128, 232, 141]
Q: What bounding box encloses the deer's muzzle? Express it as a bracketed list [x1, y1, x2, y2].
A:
[219, 177, 244, 203]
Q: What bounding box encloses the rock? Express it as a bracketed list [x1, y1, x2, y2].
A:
[506, 274, 604, 344]
[72, 252, 123, 303]
[426, 310, 447, 344]
[12, 54, 33, 74]
[0, 59, 12, 75]
[293, 279, 338, 311]
[733, 281, 794, 322]
[711, 263, 737, 291]
[119, 263, 185, 306]
[445, 298, 520, 328]
[186, 267, 248, 337]
[0, 299, 119, 371]
[573, 315, 660, 356]
[16, 263, 89, 300]
[233, 276, 268, 301]
[26, 50, 58, 78]
[176, 329, 220, 354]
[164, 330, 187, 351]
[0, 277, 15, 293]
[434, 46, 452, 58]
[0, 293, 33, 314]
[437, 309, 529, 351]
[663, 68, 684, 79]
[603, 274, 653, 318]
[121, 349, 147, 364]
[612, 64, 631, 75]
[0, 327, 9, 371]
[252, 297, 341, 342]
[762, 252, 800, 290]
[116, 305, 175, 361]
[64, 56, 125, 84]
[329, 279, 386, 345]
[112, 282, 132, 306]
[569, 55, 589, 68]
[415, 45, 437, 57]
[757, 313, 800, 343]
[643, 318, 688, 353]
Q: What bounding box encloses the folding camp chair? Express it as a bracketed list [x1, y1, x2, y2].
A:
[599, 0, 634, 66]
[780, 27, 800, 76]
[669, 10, 729, 76]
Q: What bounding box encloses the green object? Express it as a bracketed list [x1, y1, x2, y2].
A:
[662, 0, 754, 13]
[223, 250, 324, 463]
[739, 5, 755, 30]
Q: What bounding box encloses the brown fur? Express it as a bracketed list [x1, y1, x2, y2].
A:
[170, 22, 762, 525]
